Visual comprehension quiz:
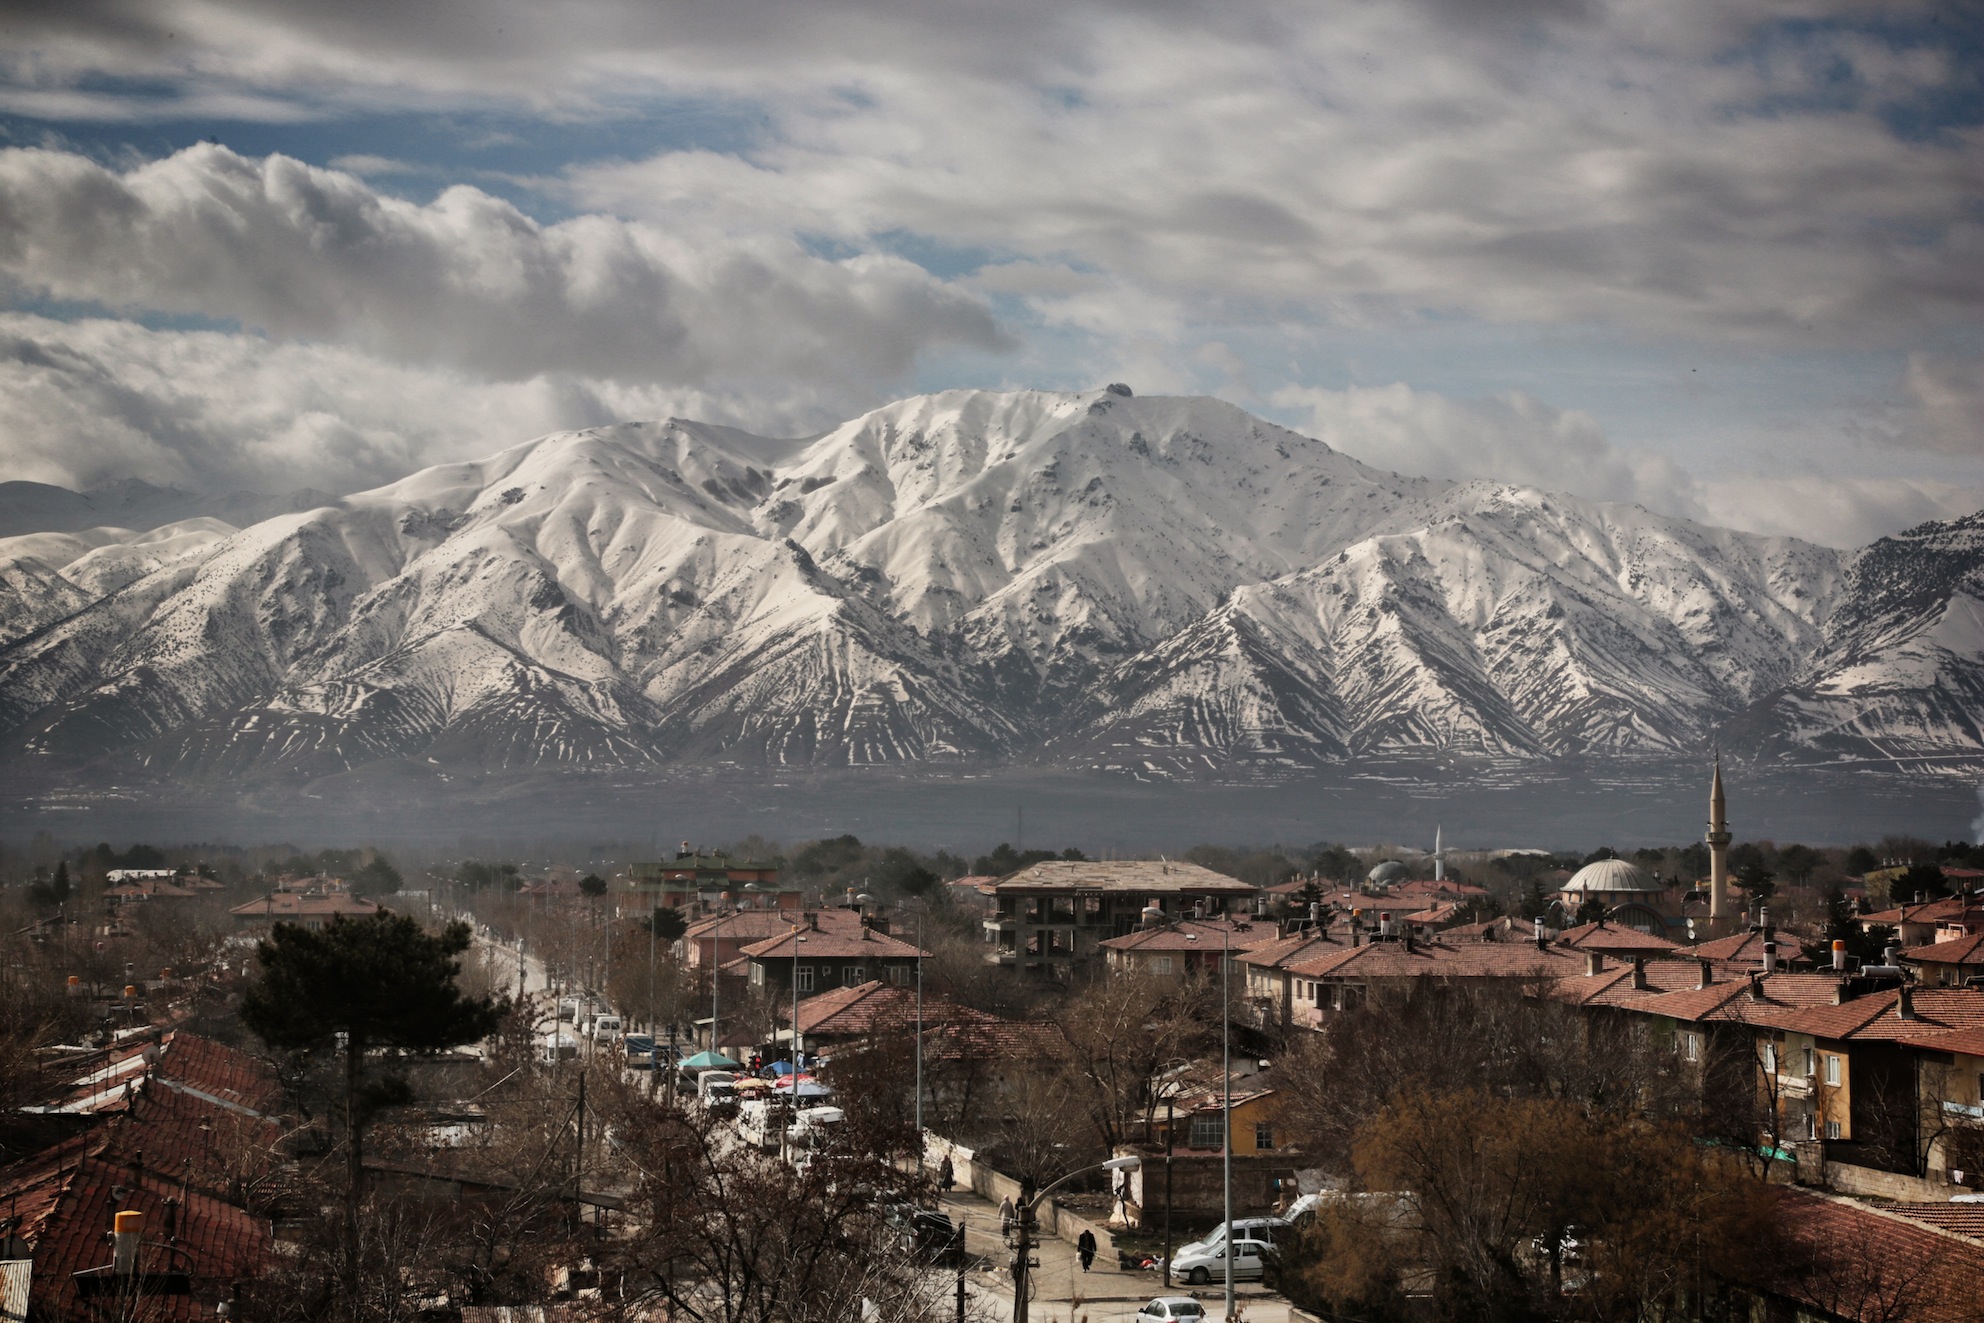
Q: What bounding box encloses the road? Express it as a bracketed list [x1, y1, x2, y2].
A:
[935, 1186, 1295, 1323]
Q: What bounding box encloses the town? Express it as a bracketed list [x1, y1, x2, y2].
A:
[4, 768, 1983, 1323]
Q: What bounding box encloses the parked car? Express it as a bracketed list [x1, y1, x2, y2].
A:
[1172, 1201, 1316, 1262]
[1171, 1238, 1270, 1285]
[622, 1033, 656, 1068]
[1135, 1298, 1206, 1323]
[698, 1072, 739, 1114]
[882, 1205, 963, 1265]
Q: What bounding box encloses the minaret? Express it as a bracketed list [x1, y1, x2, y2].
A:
[1706, 755, 1730, 928]
[1433, 825, 1444, 883]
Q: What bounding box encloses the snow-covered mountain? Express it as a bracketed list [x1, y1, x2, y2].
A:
[0, 387, 1974, 778]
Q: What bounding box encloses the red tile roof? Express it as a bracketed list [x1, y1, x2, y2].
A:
[227, 891, 381, 920]
[1886, 1203, 1984, 1242]
[1761, 1189, 1984, 1323]
[1904, 932, 1984, 967]
[1889, 1026, 1984, 1057]
[1623, 972, 1846, 1026]
[1236, 932, 1343, 970]
[685, 908, 865, 942]
[991, 859, 1256, 894]
[1771, 988, 1984, 1042]
[1285, 936, 1587, 982]
[1680, 930, 1796, 965]
[796, 982, 1066, 1060]
[1861, 896, 1971, 926]
[738, 925, 928, 960]
[1553, 958, 1709, 1008]
[1556, 922, 1680, 954]
[1096, 917, 1284, 953]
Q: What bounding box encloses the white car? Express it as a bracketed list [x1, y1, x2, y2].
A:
[1171, 1238, 1270, 1285]
[1135, 1298, 1206, 1323]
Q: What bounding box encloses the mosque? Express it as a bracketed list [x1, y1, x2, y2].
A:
[1555, 758, 1737, 938]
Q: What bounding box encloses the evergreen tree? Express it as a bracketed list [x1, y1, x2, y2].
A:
[1734, 861, 1776, 903]
[579, 873, 608, 897]
[241, 912, 505, 1287]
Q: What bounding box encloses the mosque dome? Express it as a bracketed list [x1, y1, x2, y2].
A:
[1367, 860, 1409, 885]
[1562, 859, 1663, 894]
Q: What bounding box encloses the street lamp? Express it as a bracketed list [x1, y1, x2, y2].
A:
[1011, 1155, 1140, 1323]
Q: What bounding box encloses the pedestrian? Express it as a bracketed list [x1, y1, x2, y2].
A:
[1077, 1228, 1097, 1273]
[998, 1194, 1015, 1238]
[937, 1155, 954, 1191]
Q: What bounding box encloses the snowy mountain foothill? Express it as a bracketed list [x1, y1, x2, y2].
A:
[0, 387, 1979, 782]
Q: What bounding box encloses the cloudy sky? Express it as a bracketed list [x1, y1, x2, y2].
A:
[0, 0, 1979, 546]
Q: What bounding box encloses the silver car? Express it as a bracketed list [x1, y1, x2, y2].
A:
[1135, 1298, 1206, 1323]
[1170, 1238, 1270, 1285]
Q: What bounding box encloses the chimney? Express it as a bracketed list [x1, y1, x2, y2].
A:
[112, 1210, 142, 1275]
[1747, 972, 1765, 1001]
[1404, 930, 1415, 953]
[1631, 957, 1648, 991]
[1763, 940, 1777, 975]
[1534, 916, 1547, 951]
[1898, 985, 1917, 1019]
[1586, 951, 1605, 976]
[1697, 959, 1714, 989]
[1832, 939, 1847, 973]
[1308, 902, 1322, 929]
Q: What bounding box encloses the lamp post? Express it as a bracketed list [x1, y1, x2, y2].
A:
[1012, 1155, 1140, 1323]
[784, 924, 808, 1163]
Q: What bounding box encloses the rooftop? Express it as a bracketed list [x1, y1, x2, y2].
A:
[1096, 917, 1285, 953]
[990, 860, 1256, 895]
[1904, 931, 1984, 966]
[738, 925, 928, 961]
[1771, 987, 1984, 1042]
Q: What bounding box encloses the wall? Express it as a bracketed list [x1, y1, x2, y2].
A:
[1822, 1161, 1963, 1203]
[923, 1135, 1117, 1255]
[1121, 1150, 1305, 1221]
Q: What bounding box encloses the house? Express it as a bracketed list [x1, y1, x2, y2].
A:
[1555, 920, 1682, 959]
[1152, 1075, 1287, 1156]
[683, 905, 869, 973]
[1888, 1026, 1984, 1189]
[983, 860, 1258, 977]
[1860, 895, 1974, 947]
[739, 913, 929, 996]
[1095, 917, 1285, 983]
[1766, 987, 1984, 1173]
[618, 848, 788, 915]
[1903, 931, 1984, 988]
[228, 888, 381, 930]
[1726, 1188, 1984, 1323]
[1276, 930, 1593, 1026]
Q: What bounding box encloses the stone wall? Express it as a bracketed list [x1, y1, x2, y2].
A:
[923, 1134, 1117, 1255]
[1119, 1149, 1307, 1222]
[1823, 1160, 1965, 1203]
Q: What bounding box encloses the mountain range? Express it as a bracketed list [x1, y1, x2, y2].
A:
[0, 387, 1978, 781]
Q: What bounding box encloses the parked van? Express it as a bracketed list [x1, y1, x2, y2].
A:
[540, 1031, 579, 1063]
[786, 1106, 845, 1150]
[737, 1097, 792, 1149]
[557, 998, 581, 1022]
[589, 1014, 623, 1040]
[697, 1071, 739, 1113]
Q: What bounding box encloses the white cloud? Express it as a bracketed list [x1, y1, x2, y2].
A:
[1268, 379, 1984, 548]
[1274, 381, 1703, 516]
[1902, 352, 1984, 458]
[0, 313, 871, 495]
[0, 144, 1008, 389]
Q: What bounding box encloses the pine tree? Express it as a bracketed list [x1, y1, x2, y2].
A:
[241, 911, 505, 1289]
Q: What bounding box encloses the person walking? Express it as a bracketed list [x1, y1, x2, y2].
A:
[998, 1194, 1015, 1238]
[937, 1155, 954, 1191]
[1077, 1228, 1097, 1273]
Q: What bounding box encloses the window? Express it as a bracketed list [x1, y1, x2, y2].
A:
[1682, 1033, 1700, 1063]
[1825, 1120, 1842, 1140]
[844, 965, 861, 985]
[1152, 956, 1174, 974]
[1803, 1047, 1816, 1078]
[1824, 1054, 1842, 1086]
[1763, 1043, 1777, 1075]
[1805, 1112, 1818, 1140]
[1254, 1123, 1275, 1151]
[750, 964, 765, 987]
[1190, 1115, 1224, 1149]
[795, 966, 813, 993]
[886, 965, 910, 985]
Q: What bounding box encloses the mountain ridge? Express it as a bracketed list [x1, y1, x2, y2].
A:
[0, 388, 1975, 779]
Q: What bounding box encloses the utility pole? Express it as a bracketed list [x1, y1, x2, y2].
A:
[1163, 1092, 1175, 1287]
[1222, 921, 1234, 1323]
[1012, 1177, 1033, 1323]
[915, 909, 924, 1140]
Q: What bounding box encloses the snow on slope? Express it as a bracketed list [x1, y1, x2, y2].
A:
[0, 387, 1972, 776]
